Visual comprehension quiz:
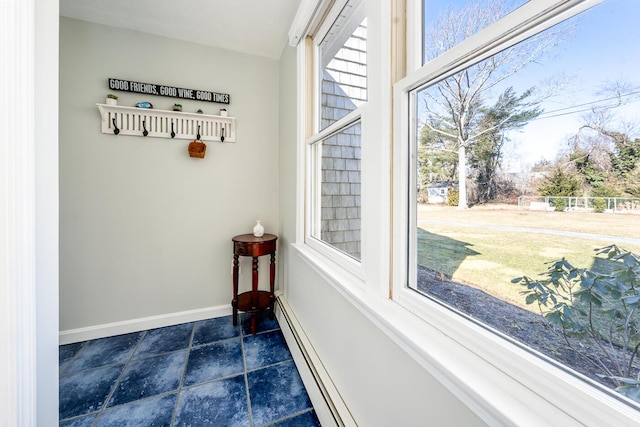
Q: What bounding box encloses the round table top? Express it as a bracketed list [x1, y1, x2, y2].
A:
[232, 233, 277, 243]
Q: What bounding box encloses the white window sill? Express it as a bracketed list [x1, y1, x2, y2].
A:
[292, 243, 640, 426]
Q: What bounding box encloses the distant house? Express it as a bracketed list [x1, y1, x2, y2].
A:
[426, 181, 455, 204]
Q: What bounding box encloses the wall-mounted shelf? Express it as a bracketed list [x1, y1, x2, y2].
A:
[97, 104, 236, 142]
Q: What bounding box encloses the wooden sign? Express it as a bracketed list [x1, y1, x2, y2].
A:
[108, 78, 230, 104]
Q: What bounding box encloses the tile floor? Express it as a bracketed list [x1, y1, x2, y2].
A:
[59, 313, 321, 426]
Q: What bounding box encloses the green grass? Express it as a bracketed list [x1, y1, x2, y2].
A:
[417, 205, 640, 310]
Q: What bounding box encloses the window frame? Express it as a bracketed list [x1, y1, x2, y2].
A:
[302, 0, 369, 280]
[393, 0, 640, 423]
[306, 108, 366, 278]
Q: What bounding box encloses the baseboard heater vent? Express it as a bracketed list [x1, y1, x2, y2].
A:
[276, 294, 357, 427]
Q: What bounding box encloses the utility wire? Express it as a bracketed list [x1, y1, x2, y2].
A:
[529, 90, 640, 121]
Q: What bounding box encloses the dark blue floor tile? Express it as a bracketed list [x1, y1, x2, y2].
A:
[108, 351, 186, 407]
[59, 414, 96, 427]
[59, 316, 318, 425]
[133, 323, 193, 358]
[59, 364, 123, 420]
[248, 360, 312, 426]
[244, 330, 291, 370]
[183, 338, 244, 387]
[95, 393, 176, 427]
[59, 342, 85, 373]
[174, 375, 249, 427]
[192, 316, 240, 345]
[241, 311, 279, 335]
[65, 333, 142, 373]
[271, 410, 321, 427]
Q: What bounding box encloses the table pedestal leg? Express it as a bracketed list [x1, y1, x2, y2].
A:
[269, 252, 276, 319]
[251, 256, 259, 334]
[232, 254, 239, 326]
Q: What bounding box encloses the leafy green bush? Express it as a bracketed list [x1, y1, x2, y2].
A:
[551, 198, 566, 211]
[447, 188, 459, 206]
[513, 245, 640, 402]
[592, 197, 606, 213]
[539, 168, 581, 197]
[591, 184, 618, 198]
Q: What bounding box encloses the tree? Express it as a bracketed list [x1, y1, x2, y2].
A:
[573, 80, 640, 196]
[419, 86, 542, 205]
[602, 131, 640, 180]
[469, 87, 542, 203]
[420, 0, 562, 208]
[564, 134, 611, 193]
[417, 126, 458, 201]
[538, 168, 581, 196]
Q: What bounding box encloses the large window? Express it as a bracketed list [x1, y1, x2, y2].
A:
[307, 0, 367, 263]
[401, 0, 640, 408]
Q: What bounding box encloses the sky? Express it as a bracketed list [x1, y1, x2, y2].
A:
[420, 0, 640, 172]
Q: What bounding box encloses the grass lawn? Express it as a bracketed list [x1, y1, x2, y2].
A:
[417, 204, 640, 310]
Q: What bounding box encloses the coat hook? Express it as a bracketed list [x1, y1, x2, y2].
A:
[220, 127, 225, 143]
[112, 118, 120, 135]
[196, 125, 201, 140]
[170, 120, 175, 138]
[142, 120, 148, 137]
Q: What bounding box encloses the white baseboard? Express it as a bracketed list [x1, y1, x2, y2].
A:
[59, 304, 232, 345]
[275, 293, 356, 427]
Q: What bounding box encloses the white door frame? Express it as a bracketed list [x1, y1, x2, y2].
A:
[1, 0, 59, 424]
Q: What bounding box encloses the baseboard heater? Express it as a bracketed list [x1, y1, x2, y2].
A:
[275, 294, 357, 427]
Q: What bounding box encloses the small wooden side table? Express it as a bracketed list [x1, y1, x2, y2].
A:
[231, 233, 277, 334]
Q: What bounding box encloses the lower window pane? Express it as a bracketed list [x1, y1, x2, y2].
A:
[313, 121, 361, 260]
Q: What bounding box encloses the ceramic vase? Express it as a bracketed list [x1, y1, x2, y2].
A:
[253, 220, 264, 237]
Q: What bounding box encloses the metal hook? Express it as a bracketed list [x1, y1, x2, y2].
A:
[220, 127, 225, 143]
[196, 125, 201, 141]
[170, 120, 175, 138]
[112, 118, 120, 135]
[142, 120, 148, 137]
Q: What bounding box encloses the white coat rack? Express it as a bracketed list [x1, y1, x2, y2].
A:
[97, 104, 236, 142]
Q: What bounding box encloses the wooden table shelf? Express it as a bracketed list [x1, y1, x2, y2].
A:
[236, 291, 272, 313]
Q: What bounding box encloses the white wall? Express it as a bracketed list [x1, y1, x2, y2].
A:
[277, 46, 298, 295]
[276, 43, 487, 425]
[59, 17, 280, 333]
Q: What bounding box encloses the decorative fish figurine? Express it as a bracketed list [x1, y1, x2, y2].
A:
[135, 102, 153, 109]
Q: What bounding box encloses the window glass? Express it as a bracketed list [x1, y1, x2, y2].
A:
[319, 0, 367, 130]
[422, 0, 528, 65]
[307, 0, 366, 265]
[312, 120, 362, 260]
[412, 0, 640, 403]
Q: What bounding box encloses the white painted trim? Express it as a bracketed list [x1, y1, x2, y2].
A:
[288, 0, 334, 46]
[35, 0, 60, 423]
[59, 305, 232, 345]
[295, 41, 307, 245]
[1, 0, 38, 425]
[276, 293, 357, 427]
[293, 243, 366, 297]
[405, 0, 421, 72]
[395, 287, 640, 425]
